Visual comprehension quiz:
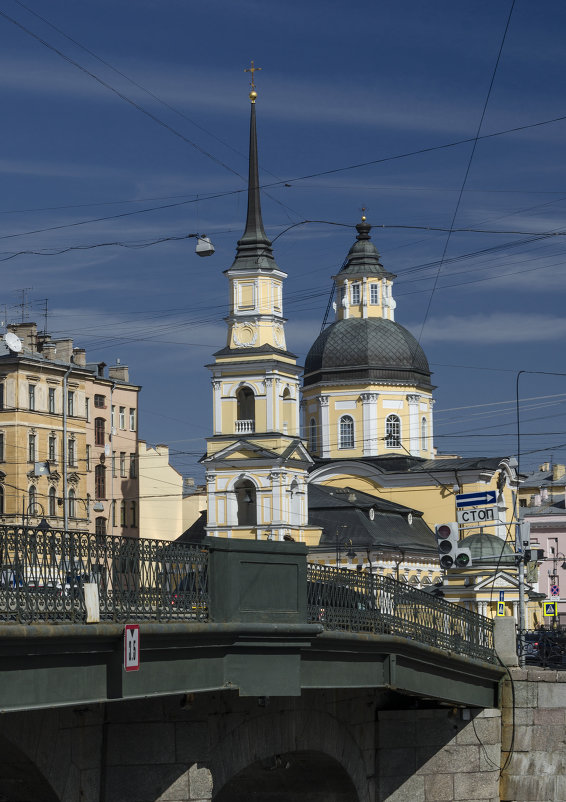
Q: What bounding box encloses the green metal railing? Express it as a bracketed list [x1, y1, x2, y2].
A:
[307, 563, 496, 664]
[0, 525, 208, 623]
[0, 525, 495, 664]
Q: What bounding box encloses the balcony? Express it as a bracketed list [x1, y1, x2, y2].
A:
[235, 419, 255, 434]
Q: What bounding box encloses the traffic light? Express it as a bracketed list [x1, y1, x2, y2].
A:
[435, 522, 472, 570]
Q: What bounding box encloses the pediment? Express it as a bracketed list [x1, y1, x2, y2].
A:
[203, 439, 279, 463]
[474, 571, 524, 591]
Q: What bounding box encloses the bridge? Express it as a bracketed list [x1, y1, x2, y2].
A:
[0, 525, 508, 801]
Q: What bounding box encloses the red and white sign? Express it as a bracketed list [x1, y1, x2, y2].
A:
[124, 624, 140, 671]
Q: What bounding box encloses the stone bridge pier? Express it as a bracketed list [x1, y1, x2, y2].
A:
[0, 688, 502, 802]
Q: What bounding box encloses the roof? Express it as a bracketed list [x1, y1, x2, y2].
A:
[521, 494, 566, 518]
[519, 468, 566, 488]
[337, 220, 395, 280]
[459, 532, 515, 564]
[303, 317, 432, 388]
[311, 454, 508, 476]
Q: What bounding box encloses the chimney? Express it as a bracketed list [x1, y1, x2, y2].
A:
[52, 338, 73, 363]
[108, 364, 129, 383]
[72, 347, 86, 367]
[8, 322, 37, 352]
[553, 464, 565, 481]
[42, 342, 57, 361]
[533, 493, 542, 507]
[541, 487, 549, 501]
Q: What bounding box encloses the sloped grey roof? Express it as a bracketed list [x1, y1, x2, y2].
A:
[337, 220, 395, 279]
[303, 317, 432, 388]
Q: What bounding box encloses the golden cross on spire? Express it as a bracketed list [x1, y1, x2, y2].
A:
[244, 60, 262, 102]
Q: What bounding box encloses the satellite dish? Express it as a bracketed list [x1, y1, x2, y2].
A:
[4, 332, 22, 353]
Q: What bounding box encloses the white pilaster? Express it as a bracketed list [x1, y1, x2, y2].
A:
[274, 379, 281, 432]
[319, 395, 330, 458]
[206, 472, 217, 527]
[212, 380, 222, 434]
[360, 392, 379, 456]
[362, 277, 368, 319]
[265, 377, 274, 431]
[407, 394, 421, 456]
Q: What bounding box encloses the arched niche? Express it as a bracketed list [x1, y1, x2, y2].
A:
[214, 750, 359, 801]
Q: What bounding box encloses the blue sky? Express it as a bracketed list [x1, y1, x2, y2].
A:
[2, 0, 566, 479]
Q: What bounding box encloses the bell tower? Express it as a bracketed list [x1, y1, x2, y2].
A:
[201, 71, 319, 545]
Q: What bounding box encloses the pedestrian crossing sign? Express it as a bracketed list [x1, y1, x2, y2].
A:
[544, 601, 557, 617]
[496, 601, 505, 616]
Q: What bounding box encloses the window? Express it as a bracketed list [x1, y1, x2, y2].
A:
[421, 417, 428, 451]
[95, 516, 106, 536]
[112, 451, 116, 478]
[310, 418, 317, 453]
[0, 432, 4, 462]
[86, 494, 91, 516]
[351, 284, 361, 304]
[0, 484, 4, 515]
[130, 501, 137, 528]
[68, 438, 76, 467]
[67, 391, 74, 417]
[28, 384, 35, 411]
[370, 283, 379, 304]
[28, 433, 36, 463]
[111, 499, 116, 527]
[119, 407, 125, 429]
[129, 408, 136, 431]
[48, 434, 56, 462]
[339, 415, 354, 449]
[48, 486, 56, 517]
[94, 394, 105, 409]
[120, 452, 126, 478]
[95, 465, 106, 499]
[68, 489, 76, 518]
[0, 383, 4, 410]
[94, 417, 105, 446]
[86, 445, 91, 472]
[236, 387, 255, 421]
[235, 479, 256, 526]
[385, 415, 401, 448]
[129, 453, 137, 479]
[85, 397, 90, 422]
[48, 387, 55, 414]
[120, 500, 126, 527]
[111, 405, 116, 428]
[28, 485, 37, 516]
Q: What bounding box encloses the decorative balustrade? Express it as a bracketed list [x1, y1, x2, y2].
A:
[307, 563, 496, 664]
[235, 419, 255, 434]
[0, 525, 496, 664]
[0, 525, 208, 623]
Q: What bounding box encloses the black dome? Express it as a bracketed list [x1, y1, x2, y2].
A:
[303, 317, 432, 388]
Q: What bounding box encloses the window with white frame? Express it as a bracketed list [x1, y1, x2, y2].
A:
[85, 397, 90, 422]
[49, 486, 56, 517]
[0, 432, 4, 462]
[120, 452, 126, 477]
[67, 391, 75, 417]
[119, 407, 125, 429]
[86, 445, 91, 472]
[48, 434, 56, 463]
[370, 283, 379, 304]
[68, 437, 76, 467]
[28, 433, 36, 463]
[28, 485, 37, 515]
[69, 488, 76, 518]
[351, 284, 361, 305]
[421, 417, 428, 451]
[339, 415, 354, 449]
[310, 418, 317, 453]
[129, 408, 136, 431]
[385, 415, 401, 448]
[28, 384, 35, 411]
[48, 388, 55, 414]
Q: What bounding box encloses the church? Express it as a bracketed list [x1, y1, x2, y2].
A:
[195, 78, 531, 620]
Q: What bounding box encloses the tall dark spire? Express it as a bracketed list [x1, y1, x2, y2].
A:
[230, 90, 277, 271]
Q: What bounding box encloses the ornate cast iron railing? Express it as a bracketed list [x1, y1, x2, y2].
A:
[0, 525, 208, 624]
[307, 563, 496, 664]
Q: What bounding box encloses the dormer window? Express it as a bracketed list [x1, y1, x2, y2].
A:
[370, 283, 379, 304]
[351, 284, 361, 305]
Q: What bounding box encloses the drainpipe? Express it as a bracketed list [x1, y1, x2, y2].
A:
[62, 359, 74, 532]
[110, 382, 116, 533]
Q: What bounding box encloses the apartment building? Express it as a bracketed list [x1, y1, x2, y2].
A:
[0, 322, 140, 537]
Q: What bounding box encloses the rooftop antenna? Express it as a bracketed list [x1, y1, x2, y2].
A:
[38, 298, 49, 335]
[14, 288, 32, 323]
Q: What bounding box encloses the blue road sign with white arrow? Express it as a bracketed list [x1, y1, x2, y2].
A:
[456, 490, 497, 508]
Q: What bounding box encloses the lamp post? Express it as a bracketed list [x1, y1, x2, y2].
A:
[335, 529, 356, 569]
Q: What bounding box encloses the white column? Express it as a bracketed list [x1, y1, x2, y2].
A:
[274, 379, 281, 432]
[512, 601, 519, 623]
[406, 394, 421, 456]
[294, 381, 300, 435]
[319, 396, 330, 458]
[206, 472, 217, 527]
[265, 378, 274, 431]
[360, 392, 379, 456]
[429, 398, 435, 455]
[212, 380, 222, 434]
[343, 280, 350, 319]
[270, 470, 285, 524]
[362, 277, 368, 319]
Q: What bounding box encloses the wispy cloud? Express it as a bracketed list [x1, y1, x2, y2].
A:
[417, 312, 566, 344]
